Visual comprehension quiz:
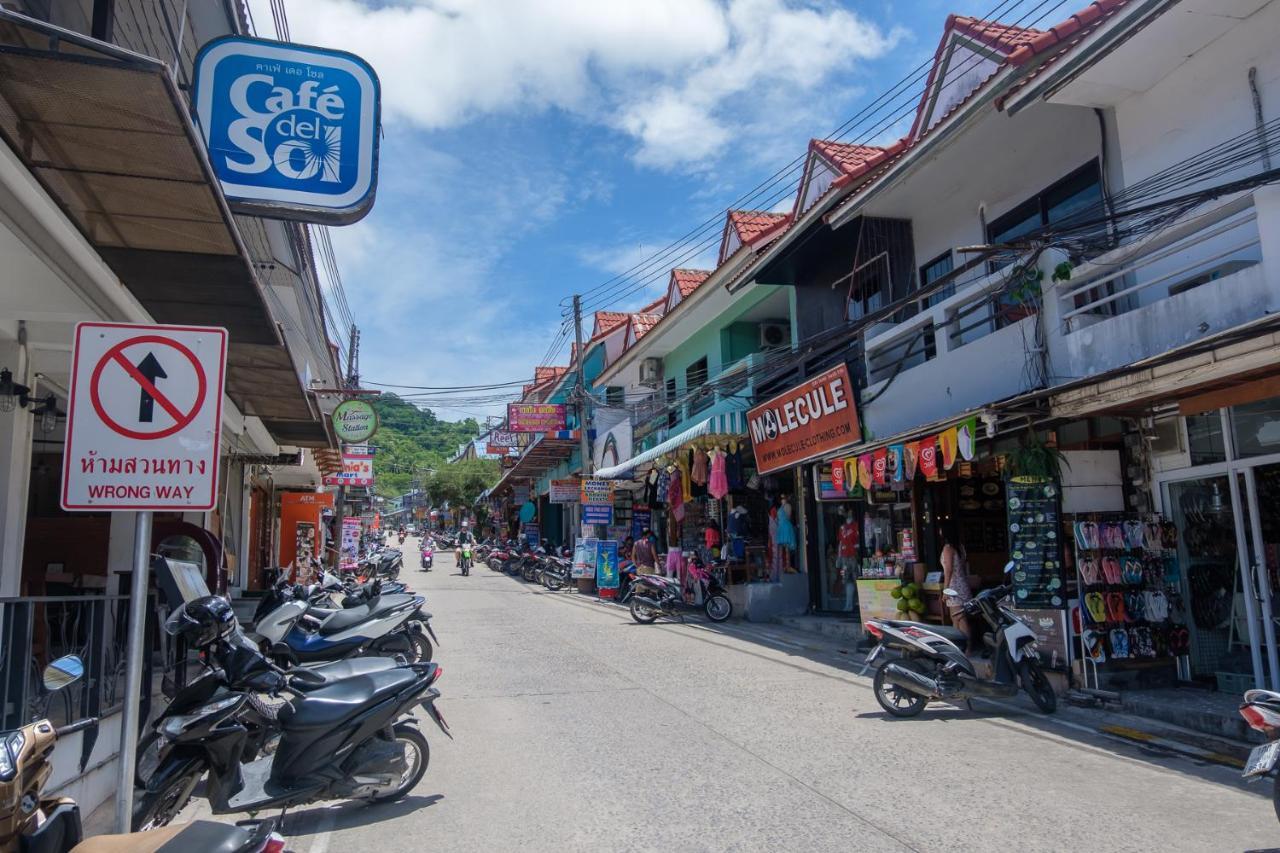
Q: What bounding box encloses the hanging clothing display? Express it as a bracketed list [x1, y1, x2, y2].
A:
[775, 501, 796, 549]
[692, 448, 709, 486]
[708, 449, 729, 499]
[644, 469, 660, 506]
[726, 446, 744, 491]
[668, 467, 685, 521]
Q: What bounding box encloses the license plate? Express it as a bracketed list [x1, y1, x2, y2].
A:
[1243, 741, 1280, 778]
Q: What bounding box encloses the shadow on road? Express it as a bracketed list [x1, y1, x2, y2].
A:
[282, 793, 444, 836]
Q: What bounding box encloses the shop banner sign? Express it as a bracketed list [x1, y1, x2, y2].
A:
[193, 36, 380, 224]
[573, 538, 598, 579]
[488, 431, 518, 447]
[1006, 476, 1065, 608]
[340, 517, 360, 569]
[747, 364, 861, 475]
[486, 443, 515, 456]
[596, 540, 620, 589]
[323, 450, 374, 486]
[580, 479, 614, 506]
[582, 504, 614, 525]
[522, 522, 540, 548]
[62, 322, 227, 511]
[549, 479, 580, 503]
[507, 403, 566, 432]
[631, 507, 652, 539]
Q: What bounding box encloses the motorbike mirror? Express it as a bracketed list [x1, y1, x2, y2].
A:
[43, 655, 85, 691]
[1003, 560, 1016, 574]
[942, 587, 958, 597]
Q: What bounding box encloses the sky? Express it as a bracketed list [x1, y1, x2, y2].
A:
[250, 0, 1012, 420]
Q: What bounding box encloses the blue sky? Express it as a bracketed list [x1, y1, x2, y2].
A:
[257, 0, 1005, 419]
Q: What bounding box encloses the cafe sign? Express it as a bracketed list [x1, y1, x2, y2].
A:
[332, 399, 378, 443]
[747, 364, 860, 475]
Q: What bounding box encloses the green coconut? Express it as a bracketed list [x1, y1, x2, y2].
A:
[889, 587, 904, 599]
[895, 599, 910, 612]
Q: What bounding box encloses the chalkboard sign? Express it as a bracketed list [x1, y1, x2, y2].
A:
[1005, 476, 1065, 608]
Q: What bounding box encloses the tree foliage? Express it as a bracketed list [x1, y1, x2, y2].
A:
[369, 394, 487, 498]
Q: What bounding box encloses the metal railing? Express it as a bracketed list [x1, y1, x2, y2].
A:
[0, 593, 162, 730]
[1055, 193, 1260, 325]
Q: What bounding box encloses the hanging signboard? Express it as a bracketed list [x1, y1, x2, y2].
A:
[580, 479, 613, 505]
[323, 449, 374, 486]
[62, 322, 227, 511]
[747, 364, 861, 476]
[488, 431, 518, 447]
[193, 36, 381, 224]
[549, 479, 580, 503]
[331, 400, 378, 443]
[507, 403, 567, 432]
[582, 504, 614, 525]
[340, 517, 361, 569]
[486, 443, 515, 457]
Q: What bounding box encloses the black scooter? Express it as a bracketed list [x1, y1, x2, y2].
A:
[862, 561, 1056, 717]
[138, 604, 449, 824]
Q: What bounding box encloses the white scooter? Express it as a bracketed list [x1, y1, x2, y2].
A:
[255, 584, 433, 664]
[862, 561, 1056, 716]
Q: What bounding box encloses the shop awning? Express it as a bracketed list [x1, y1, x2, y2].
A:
[0, 12, 326, 446]
[594, 411, 746, 480]
[489, 435, 578, 496]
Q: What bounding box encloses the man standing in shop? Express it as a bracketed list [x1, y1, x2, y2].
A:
[633, 527, 658, 575]
[838, 510, 860, 611]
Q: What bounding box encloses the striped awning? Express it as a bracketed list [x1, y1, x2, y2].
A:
[594, 411, 746, 480]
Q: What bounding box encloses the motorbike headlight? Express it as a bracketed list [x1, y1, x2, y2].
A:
[159, 695, 243, 740]
[0, 732, 23, 780]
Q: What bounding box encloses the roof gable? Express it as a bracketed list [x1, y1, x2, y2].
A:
[624, 312, 663, 347]
[909, 14, 1042, 143]
[796, 140, 895, 217]
[666, 268, 711, 311]
[719, 210, 789, 265]
[591, 310, 628, 338]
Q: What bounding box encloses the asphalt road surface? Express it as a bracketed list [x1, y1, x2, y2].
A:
[191, 539, 1279, 852]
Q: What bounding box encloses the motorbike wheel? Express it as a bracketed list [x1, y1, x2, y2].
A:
[630, 598, 659, 624]
[409, 629, 434, 663]
[368, 723, 430, 804]
[872, 661, 929, 718]
[544, 572, 564, 591]
[1018, 658, 1057, 713]
[132, 764, 205, 831]
[704, 594, 732, 622]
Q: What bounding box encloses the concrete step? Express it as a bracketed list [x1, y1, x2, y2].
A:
[775, 615, 865, 645]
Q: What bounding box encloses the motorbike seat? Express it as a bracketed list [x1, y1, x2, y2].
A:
[883, 619, 968, 647]
[299, 656, 401, 686]
[281, 668, 420, 731]
[313, 593, 417, 635]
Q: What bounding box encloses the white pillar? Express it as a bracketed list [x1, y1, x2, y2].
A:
[0, 340, 32, 598]
[1252, 186, 1280, 311]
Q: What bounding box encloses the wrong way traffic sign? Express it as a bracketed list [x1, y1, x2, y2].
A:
[62, 322, 228, 511]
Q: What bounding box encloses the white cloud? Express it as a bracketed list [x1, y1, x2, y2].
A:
[254, 0, 897, 170]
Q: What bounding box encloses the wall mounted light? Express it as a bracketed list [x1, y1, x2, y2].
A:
[0, 368, 62, 431]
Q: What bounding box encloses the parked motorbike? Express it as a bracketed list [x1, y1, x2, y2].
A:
[862, 562, 1056, 717]
[255, 578, 435, 665]
[629, 555, 732, 623]
[4, 654, 285, 852]
[539, 547, 573, 590]
[420, 540, 433, 571]
[1239, 689, 1280, 821]
[137, 598, 447, 826]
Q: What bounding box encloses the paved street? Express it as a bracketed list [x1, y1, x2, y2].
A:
[242, 538, 1276, 853]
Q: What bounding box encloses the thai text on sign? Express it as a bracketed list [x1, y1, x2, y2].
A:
[507, 403, 566, 432]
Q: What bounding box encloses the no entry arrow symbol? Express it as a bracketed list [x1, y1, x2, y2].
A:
[134, 352, 167, 423]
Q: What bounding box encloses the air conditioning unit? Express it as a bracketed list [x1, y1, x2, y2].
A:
[639, 357, 664, 388]
[759, 322, 789, 349]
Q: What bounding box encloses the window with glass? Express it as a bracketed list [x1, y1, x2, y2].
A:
[1186, 412, 1227, 465]
[921, 250, 955, 308]
[1231, 397, 1280, 459]
[605, 386, 624, 407]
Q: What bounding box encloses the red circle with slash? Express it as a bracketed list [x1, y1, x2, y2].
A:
[89, 335, 207, 440]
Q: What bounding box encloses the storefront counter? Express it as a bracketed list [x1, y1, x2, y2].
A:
[725, 573, 808, 622]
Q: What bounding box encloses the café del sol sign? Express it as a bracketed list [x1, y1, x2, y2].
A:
[332, 399, 378, 443]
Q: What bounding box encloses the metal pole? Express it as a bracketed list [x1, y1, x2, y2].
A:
[331, 484, 347, 572]
[572, 294, 591, 481]
[115, 510, 152, 834]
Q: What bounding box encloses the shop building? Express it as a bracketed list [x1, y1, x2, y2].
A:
[0, 4, 345, 814]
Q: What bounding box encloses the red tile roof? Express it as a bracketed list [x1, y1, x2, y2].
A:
[1007, 0, 1127, 65]
[811, 141, 890, 176]
[999, 1, 1133, 107]
[950, 14, 1042, 52]
[728, 210, 789, 244]
[671, 268, 711, 298]
[639, 295, 666, 315]
[629, 313, 662, 340]
[533, 366, 567, 383]
[592, 310, 628, 335]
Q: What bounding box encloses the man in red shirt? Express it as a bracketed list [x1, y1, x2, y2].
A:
[837, 510, 860, 611]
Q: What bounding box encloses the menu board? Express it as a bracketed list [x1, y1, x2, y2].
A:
[857, 578, 903, 622]
[1005, 476, 1065, 608]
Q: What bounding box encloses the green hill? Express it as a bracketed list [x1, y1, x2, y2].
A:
[369, 394, 495, 500]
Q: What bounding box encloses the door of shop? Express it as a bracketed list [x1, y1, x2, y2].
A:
[1158, 402, 1280, 691]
